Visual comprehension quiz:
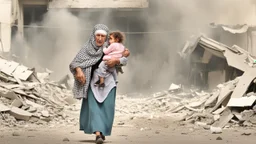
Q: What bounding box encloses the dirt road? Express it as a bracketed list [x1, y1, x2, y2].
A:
[0, 116, 256, 144]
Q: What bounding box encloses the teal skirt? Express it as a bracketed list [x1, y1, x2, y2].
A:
[79, 87, 116, 136]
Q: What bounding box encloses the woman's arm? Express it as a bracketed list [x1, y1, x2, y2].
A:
[105, 48, 130, 67]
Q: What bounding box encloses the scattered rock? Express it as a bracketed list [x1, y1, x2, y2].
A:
[241, 132, 252, 136]
[140, 127, 151, 131]
[12, 132, 20, 136]
[118, 122, 125, 125]
[41, 110, 50, 118]
[241, 110, 254, 121]
[216, 136, 222, 140]
[155, 130, 160, 134]
[63, 137, 70, 142]
[243, 121, 253, 127]
[210, 126, 222, 134]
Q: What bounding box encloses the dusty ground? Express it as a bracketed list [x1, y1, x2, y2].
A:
[0, 115, 256, 144]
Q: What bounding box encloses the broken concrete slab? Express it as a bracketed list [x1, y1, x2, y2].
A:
[227, 95, 256, 107]
[210, 126, 222, 134]
[41, 110, 50, 117]
[12, 65, 33, 81]
[230, 69, 256, 98]
[9, 107, 32, 121]
[212, 107, 226, 115]
[232, 110, 244, 121]
[1, 61, 19, 76]
[212, 108, 233, 128]
[205, 91, 220, 107]
[0, 91, 18, 100]
[0, 103, 10, 112]
[11, 99, 23, 108]
[13, 89, 28, 96]
[13, 74, 23, 86]
[169, 83, 181, 92]
[25, 100, 44, 108]
[27, 107, 37, 113]
[210, 85, 232, 113]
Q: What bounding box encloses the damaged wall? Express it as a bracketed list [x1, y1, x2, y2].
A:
[48, 0, 149, 8]
[0, 0, 12, 52]
[10, 0, 256, 95]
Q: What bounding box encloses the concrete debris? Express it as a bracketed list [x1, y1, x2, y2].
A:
[116, 77, 256, 133]
[0, 103, 10, 112]
[241, 132, 252, 136]
[0, 57, 79, 128]
[12, 132, 20, 136]
[63, 137, 70, 142]
[9, 107, 33, 121]
[210, 126, 222, 134]
[168, 83, 181, 92]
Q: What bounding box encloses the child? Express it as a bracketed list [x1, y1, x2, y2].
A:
[95, 31, 125, 88]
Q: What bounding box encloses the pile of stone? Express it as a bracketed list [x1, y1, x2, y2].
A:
[0, 57, 79, 127]
[116, 77, 256, 132]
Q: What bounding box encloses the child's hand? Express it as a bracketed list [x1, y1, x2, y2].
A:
[123, 48, 130, 57]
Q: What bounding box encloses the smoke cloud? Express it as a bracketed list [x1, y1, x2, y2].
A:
[11, 0, 256, 95]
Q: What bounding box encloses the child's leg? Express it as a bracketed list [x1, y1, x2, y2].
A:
[112, 70, 118, 83]
[96, 61, 108, 85]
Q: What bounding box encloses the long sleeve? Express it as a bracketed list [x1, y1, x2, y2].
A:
[119, 57, 128, 66]
[103, 43, 116, 54]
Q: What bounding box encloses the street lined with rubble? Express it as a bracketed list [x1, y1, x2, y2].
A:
[2, 1, 256, 143]
[1, 37, 256, 143]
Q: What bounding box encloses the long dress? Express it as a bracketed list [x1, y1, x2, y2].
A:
[79, 58, 117, 136]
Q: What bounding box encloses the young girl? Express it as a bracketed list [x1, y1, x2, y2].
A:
[95, 31, 125, 88]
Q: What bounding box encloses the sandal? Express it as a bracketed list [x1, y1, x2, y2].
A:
[95, 135, 103, 144]
[94, 80, 100, 86]
[101, 134, 106, 141]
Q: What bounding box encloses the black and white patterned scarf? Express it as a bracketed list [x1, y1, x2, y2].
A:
[69, 24, 109, 99]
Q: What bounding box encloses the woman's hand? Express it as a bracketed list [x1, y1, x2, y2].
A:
[105, 58, 119, 68]
[75, 67, 86, 85]
[123, 48, 130, 57]
[105, 49, 130, 68]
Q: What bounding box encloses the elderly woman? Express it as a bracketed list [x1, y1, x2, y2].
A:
[69, 24, 129, 144]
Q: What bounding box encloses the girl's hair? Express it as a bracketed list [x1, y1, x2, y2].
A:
[109, 31, 125, 43]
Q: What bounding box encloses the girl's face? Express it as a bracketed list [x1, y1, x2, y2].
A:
[109, 35, 118, 45]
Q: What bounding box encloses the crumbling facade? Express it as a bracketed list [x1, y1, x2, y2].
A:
[0, 0, 149, 54]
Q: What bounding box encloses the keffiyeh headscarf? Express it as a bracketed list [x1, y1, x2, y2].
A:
[69, 24, 109, 99]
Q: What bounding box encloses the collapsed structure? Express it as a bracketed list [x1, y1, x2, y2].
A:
[0, 56, 78, 127]
[172, 35, 256, 130]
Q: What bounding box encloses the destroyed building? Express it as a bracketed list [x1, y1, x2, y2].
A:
[0, 0, 149, 53]
[210, 24, 256, 56]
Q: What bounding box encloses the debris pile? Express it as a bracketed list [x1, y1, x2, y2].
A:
[0, 57, 79, 127]
[116, 77, 256, 131]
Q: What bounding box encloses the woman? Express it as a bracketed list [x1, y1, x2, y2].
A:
[69, 24, 129, 144]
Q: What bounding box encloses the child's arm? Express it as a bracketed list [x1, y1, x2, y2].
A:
[103, 43, 116, 54]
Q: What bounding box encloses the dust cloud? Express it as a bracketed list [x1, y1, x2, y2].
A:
[11, 0, 256, 95]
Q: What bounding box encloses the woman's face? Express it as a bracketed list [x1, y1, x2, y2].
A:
[95, 34, 107, 46]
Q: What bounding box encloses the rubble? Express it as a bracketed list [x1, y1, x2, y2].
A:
[0, 57, 79, 127]
[116, 72, 256, 133]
